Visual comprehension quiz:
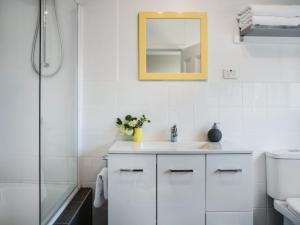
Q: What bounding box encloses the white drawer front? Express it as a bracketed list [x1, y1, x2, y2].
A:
[157, 155, 205, 225]
[206, 154, 252, 211]
[206, 212, 253, 225]
[108, 154, 156, 225]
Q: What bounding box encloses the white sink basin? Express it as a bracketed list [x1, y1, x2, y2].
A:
[109, 141, 252, 154]
[136, 141, 208, 150]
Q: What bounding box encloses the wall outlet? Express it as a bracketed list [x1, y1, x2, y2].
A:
[223, 69, 238, 79]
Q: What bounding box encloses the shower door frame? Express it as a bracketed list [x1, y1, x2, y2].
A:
[38, 0, 80, 224]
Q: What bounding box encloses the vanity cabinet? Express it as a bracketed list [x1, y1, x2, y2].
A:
[157, 155, 205, 225]
[206, 154, 253, 211]
[108, 154, 156, 225]
[206, 154, 253, 225]
[206, 212, 253, 225]
[108, 142, 253, 225]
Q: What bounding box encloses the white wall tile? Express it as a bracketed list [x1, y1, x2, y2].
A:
[288, 83, 300, 108]
[81, 81, 117, 108]
[243, 108, 268, 131]
[194, 83, 220, 108]
[81, 107, 117, 139]
[219, 83, 243, 107]
[168, 83, 199, 107]
[243, 83, 267, 108]
[82, 0, 118, 81]
[267, 84, 289, 108]
[219, 107, 243, 133]
[0, 156, 39, 183]
[79, 156, 104, 184]
[267, 109, 300, 132]
[117, 81, 168, 108]
[79, 135, 114, 157]
[44, 156, 77, 183]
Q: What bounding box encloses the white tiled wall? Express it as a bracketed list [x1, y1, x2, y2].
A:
[0, 0, 40, 184]
[79, 0, 300, 225]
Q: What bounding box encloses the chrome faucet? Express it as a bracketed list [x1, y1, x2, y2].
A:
[170, 125, 178, 142]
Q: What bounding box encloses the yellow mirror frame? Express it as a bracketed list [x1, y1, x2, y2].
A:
[139, 12, 208, 81]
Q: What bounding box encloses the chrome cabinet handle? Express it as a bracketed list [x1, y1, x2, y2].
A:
[215, 169, 242, 173]
[120, 169, 143, 173]
[169, 169, 194, 173]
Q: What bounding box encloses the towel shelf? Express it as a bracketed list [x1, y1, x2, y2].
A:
[239, 25, 300, 41]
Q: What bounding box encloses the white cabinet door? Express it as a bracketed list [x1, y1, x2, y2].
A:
[206, 212, 253, 225]
[157, 155, 205, 225]
[206, 154, 253, 211]
[108, 154, 156, 225]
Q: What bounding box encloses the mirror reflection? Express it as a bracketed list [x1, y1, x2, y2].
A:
[146, 18, 201, 73]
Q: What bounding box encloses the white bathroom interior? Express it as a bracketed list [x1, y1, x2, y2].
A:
[1, 0, 300, 225]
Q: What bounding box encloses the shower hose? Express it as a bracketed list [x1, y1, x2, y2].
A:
[31, 0, 64, 77]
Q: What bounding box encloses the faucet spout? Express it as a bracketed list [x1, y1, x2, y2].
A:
[170, 125, 178, 142]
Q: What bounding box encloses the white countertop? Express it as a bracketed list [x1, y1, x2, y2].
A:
[108, 141, 253, 154]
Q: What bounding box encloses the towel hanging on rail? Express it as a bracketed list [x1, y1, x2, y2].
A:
[237, 5, 300, 32]
[94, 167, 108, 208]
[239, 16, 300, 30]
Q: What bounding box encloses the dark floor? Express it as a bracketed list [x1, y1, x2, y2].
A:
[93, 201, 108, 225]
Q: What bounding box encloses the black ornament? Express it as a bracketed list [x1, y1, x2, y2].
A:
[208, 123, 222, 142]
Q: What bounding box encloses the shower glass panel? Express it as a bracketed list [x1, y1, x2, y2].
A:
[0, 0, 78, 224]
[0, 1, 40, 225]
[40, 0, 78, 224]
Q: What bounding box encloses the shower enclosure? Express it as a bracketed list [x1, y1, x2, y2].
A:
[0, 0, 78, 224]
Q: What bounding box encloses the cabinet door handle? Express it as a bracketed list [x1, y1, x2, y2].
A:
[120, 169, 143, 173]
[169, 169, 194, 173]
[215, 169, 242, 173]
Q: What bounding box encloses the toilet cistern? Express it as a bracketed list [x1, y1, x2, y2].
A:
[266, 149, 300, 225]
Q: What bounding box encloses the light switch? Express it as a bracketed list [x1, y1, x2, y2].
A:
[223, 69, 238, 79]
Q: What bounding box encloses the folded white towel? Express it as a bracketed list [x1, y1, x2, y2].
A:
[239, 21, 252, 32]
[94, 167, 108, 208]
[238, 7, 252, 18]
[237, 13, 253, 23]
[238, 5, 300, 18]
[252, 16, 300, 26]
[252, 5, 300, 17]
[238, 16, 300, 30]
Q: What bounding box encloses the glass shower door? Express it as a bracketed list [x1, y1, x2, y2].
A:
[39, 0, 78, 224]
[0, 0, 40, 225]
[0, 0, 78, 224]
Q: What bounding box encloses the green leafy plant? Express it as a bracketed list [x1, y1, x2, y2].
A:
[116, 114, 151, 136]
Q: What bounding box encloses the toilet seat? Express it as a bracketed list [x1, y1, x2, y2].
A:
[287, 198, 300, 218]
[274, 200, 300, 225]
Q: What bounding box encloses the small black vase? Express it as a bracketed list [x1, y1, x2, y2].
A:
[208, 123, 222, 142]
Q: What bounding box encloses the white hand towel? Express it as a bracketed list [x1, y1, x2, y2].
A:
[93, 167, 108, 208]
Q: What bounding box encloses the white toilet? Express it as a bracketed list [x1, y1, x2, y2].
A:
[266, 149, 300, 225]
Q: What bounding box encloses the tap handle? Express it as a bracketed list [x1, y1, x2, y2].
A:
[171, 125, 177, 135]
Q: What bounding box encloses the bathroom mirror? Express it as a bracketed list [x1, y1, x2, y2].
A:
[139, 12, 208, 80]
